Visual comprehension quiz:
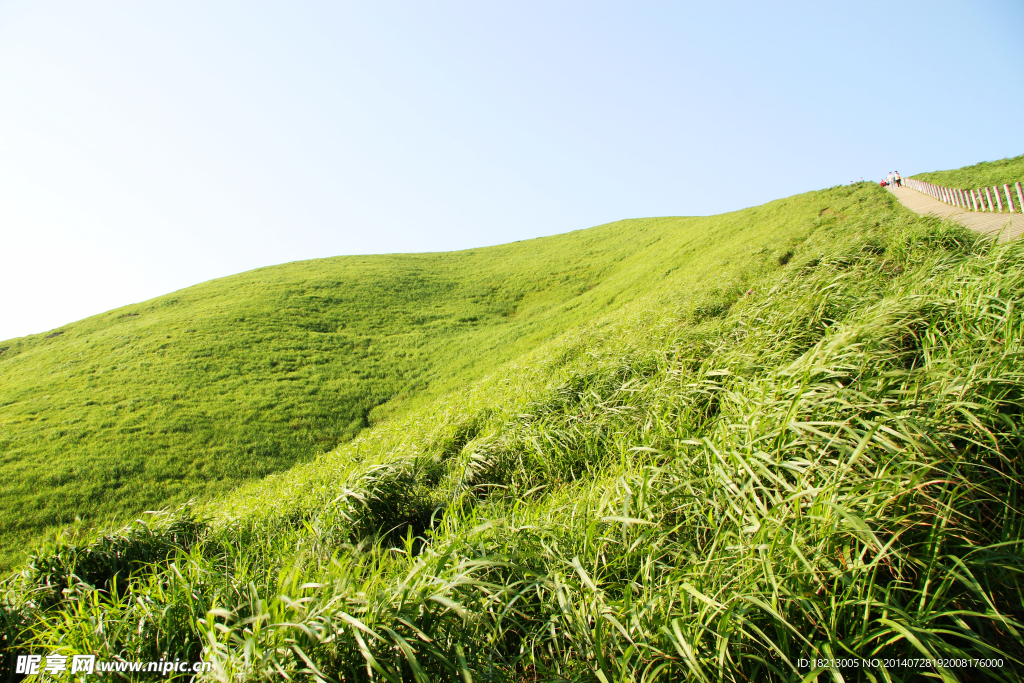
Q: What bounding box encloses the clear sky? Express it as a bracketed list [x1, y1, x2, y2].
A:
[2, 1, 1022, 341]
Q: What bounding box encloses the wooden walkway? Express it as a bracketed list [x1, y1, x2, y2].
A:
[888, 184, 1022, 241]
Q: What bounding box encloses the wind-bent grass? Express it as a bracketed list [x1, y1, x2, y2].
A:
[4, 180, 1024, 680]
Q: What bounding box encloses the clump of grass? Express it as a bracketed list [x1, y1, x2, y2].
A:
[5, 190, 1024, 681]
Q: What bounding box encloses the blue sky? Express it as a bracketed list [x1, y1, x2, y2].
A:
[2, 1, 1022, 341]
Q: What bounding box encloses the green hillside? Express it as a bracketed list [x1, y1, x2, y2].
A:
[1, 199, 817, 571]
[912, 152, 1024, 189]
[4, 173, 1024, 681]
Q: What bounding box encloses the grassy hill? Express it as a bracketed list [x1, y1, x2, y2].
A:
[912, 152, 1024, 189]
[4, 172, 1024, 681]
[1, 198, 821, 571]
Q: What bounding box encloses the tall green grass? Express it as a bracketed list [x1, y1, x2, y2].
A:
[4, 182, 1023, 681]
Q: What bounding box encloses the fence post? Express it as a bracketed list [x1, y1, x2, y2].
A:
[985, 187, 995, 211]
[1003, 185, 1014, 213]
[972, 190, 980, 211]
[994, 186, 1004, 212]
[1016, 182, 1024, 215]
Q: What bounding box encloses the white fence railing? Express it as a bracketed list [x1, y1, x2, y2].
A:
[904, 177, 1024, 214]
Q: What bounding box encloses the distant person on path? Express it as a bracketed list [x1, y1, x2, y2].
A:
[887, 172, 894, 186]
[894, 171, 902, 187]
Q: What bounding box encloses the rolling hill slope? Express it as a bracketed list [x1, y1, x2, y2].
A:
[1, 190, 833, 569]
[911, 151, 1024, 189]
[5, 170, 1023, 681]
